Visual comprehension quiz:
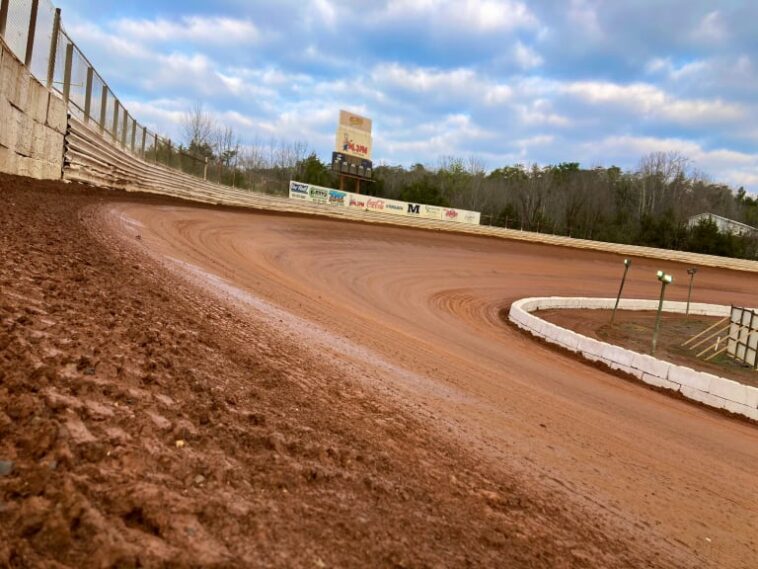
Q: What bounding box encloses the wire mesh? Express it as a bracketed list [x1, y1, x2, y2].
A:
[29, 0, 55, 80]
[90, 71, 105, 128]
[4, 0, 32, 62]
[67, 42, 89, 112]
[0, 0, 254, 191]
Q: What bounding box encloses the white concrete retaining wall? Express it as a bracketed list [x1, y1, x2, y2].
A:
[509, 297, 758, 421]
[0, 37, 66, 180]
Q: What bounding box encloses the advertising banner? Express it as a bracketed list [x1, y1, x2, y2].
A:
[336, 126, 373, 161]
[339, 110, 372, 134]
[289, 181, 481, 226]
[289, 181, 310, 200]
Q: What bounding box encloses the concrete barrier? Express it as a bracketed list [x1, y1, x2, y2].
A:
[509, 297, 758, 421]
[0, 37, 66, 180]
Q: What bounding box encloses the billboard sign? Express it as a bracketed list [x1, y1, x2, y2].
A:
[339, 110, 372, 133]
[336, 126, 372, 161]
[288, 181, 481, 226]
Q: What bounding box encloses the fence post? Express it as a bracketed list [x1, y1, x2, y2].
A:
[140, 127, 146, 158]
[154, 134, 158, 164]
[0, 0, 10, 38]
[204, 157, 208, 180]
[167, 139, 172, 168]
[112, 99, 119, 142]
[25, 0, 40, 67]
[83, 67, 93, 123]
[46, 8, 61, 88]
[62, 42, 73, 102]
[99, 85, 107, 134]
[130, 120, 136, 152]
[121, 108, 127, 147]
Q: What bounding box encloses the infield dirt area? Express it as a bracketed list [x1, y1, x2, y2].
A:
[1, 174, 757, 568]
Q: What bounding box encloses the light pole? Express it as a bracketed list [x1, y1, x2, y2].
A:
[652, 270, 673, 356]
[610, 258, 632, 326]
[686, 268, 698, 318]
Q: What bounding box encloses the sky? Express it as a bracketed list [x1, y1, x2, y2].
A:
[51, 0, 758, 191]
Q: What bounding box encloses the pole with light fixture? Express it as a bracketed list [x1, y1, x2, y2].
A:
[652, 270, 673, 355]
[685, 268, 698, 318]
[610, 258, 632, 326]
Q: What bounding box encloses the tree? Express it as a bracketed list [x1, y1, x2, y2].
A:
[182, 103, 214, 148]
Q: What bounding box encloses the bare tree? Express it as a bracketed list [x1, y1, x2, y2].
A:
[182, 103, 215, 147]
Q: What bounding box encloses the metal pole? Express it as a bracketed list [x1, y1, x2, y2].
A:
[112, 99, 119, 142]
[154, 133, 158, 164]
[25, 0, 40, 68]
[652, 274, 672, 356]
[203, 157, 208, 180]
[130, 120, 136, 153]
[121, 109, 127, 147]
[140, 126, 147, 158]
[46, 8, 61, 88]
[83, 67, 93, 123]
[610, 259, 631, 326]
[99, 85, 107, 134]
[0, 0, 11, 39]
[62, 42, 73, 102]
[685, 268, 698, 318]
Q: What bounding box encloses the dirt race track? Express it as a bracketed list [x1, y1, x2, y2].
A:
[1, 174, 757, 568]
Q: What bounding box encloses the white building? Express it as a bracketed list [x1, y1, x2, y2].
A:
[687, 213, 757, 237]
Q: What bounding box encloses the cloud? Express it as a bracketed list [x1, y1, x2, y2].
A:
[113, 16, 260, 46]
[582, 135, 758, 189]
[693, 10, 726, 43]
[513, 41, 544, 69]
[562, 81, 745, 125]
[381, 0, 539, 32]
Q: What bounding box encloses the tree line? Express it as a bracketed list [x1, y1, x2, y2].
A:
[179, 107, 757, 260]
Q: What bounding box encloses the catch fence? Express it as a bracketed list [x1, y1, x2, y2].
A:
[728, 307, 758, 370]
[0, 0, 234, 184]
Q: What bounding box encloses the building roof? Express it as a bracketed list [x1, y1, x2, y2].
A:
[688, 212, 757, 233]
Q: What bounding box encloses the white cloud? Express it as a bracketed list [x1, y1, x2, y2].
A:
[381, 0, 538, 33]
[583, 135, 758, 190]
[513, 41, 544, 69]
[693, 10, 726, 42]
[563, 81, 745, 124]
[113, 16, 260, 45]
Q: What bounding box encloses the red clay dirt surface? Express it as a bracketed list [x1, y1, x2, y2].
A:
[1, 173, 757, 568]
[539, 310, 758, 389]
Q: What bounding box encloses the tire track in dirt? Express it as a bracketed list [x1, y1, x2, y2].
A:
[103, 201, 758, 568]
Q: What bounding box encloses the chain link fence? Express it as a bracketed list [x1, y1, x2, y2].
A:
[0, 0, 226, 183]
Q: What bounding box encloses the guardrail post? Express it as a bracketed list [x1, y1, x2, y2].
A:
[83, 67, 93, 123]
[203, 157, 208, 180]
[25, 0, 40, 67]
[154, 134, 158, 164]
[0, 0, 10, 38]
[62, 42, 73, 102]
[99, 85, 107, 134]
[140, 126, 146, 158]
[130, 120, 136, 152]
[46, 8, 61, 87]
